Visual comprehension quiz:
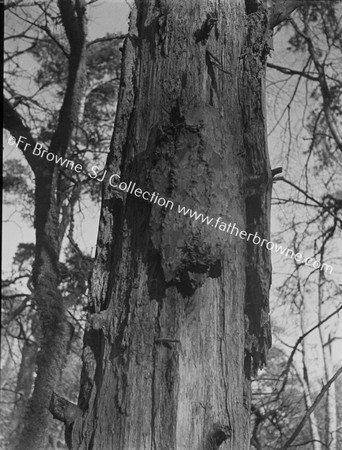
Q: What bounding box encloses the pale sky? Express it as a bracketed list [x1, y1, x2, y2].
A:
[88, 1, 130, 38]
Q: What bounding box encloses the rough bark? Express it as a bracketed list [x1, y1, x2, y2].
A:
[9, 339, 38, 450]
[73, 1, 272, 449]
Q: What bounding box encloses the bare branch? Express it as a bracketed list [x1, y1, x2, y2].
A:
[58, 0, 87, 52]
[290, 18, 342, 152]
[1, 298, 31, 328]
[47, 0, 88, 159]
[87, 34, 126, 47]
[269, 0, 303, 29]
[281, 366, 342, 449]
[4, 1, 26, 11]
[6, 10, 69, 57]
[3, 98, 40, 174]
[4, 42, 38, 63]
[40, 24, 69, 58]
[276, 177, 342, 224]
[276, 305, 342, 401]
[1, 274, 30, 288]
[267, 62, 319, 81]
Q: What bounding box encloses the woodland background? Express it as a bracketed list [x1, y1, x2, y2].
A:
[2, 1, 342, 449]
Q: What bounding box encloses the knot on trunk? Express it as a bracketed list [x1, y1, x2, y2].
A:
[49, 392, 82, 449]
[205, 422, 232, 449]
[49, 392, 82, 426]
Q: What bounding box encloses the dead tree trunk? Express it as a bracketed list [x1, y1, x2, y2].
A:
[73, 1, 274, 448]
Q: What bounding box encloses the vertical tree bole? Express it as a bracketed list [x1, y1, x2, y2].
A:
[73, 1, 272, 449]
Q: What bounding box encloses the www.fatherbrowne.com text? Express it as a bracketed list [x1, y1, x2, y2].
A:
[10, 134, 333, 274]
[176, 206, 333, 274]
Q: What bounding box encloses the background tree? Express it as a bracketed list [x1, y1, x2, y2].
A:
[2, 1, 122, 448]
[251, 1, 342, 448]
